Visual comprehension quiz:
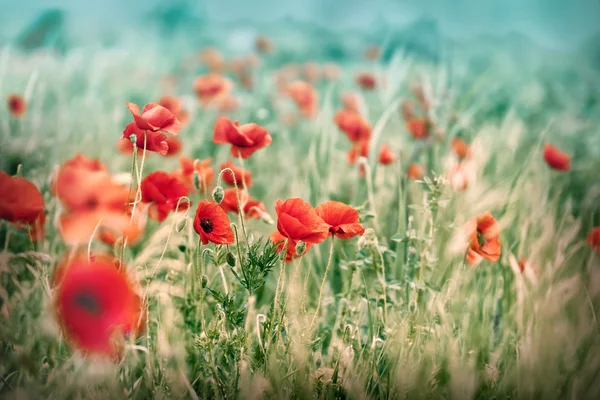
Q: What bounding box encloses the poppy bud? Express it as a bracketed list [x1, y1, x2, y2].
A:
[212, 186, 224, 203]
[201, 274, 208, 288]
[193, 171, 201, 191]
[295, 240, 307, 255]
[129, 134, 137, 144]
[178, 244, 187, 253]
[226, 252, 236, 267]
[176, 218, 187, 232]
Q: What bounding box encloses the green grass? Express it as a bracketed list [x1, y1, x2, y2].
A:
[1, 36, 600, 399]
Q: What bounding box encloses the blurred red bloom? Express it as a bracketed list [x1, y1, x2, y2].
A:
[0, 171, 45, 240]
[588, 227, 600, 253]
[406, 117, 432, 140]
[53, 251, 144, 359]
[7, 94, 26, 117]
[334, 109, 371, 142]
[356, 72, 376, 90]
[125, 102, 181, 135]
[348, 140, 369, 164]
[543, 144, 570, 171]
[270, 230, 310, 262]
[466, 212, 502, 266]
[193, 200, 235, 245]
[193, 73, 233, 105]
[407, 164, 425, 180]
[158, 95, 189, 126]
[141, 171, 189, 222]
[199, 47, 225, 72]
[213, 117, 272, 159]
[400, 99, 414, 121]
[172, 156, 214, 193]
[451, 137, 471, 161]
[286, 81, 318, 118]
[275, 198, 329, 244]
[315, 201, 364, 239]
[378, 145, 396, 165]
[220, 160, 253, 188]
[255, 35, 274, 54]
[219, 188, 266, 220]
[302, 62, 321, 83]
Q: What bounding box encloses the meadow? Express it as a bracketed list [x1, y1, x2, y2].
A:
[1, 23, 600, 399]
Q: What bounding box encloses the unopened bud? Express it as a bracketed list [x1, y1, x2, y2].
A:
[193, 171, 201, 191]
[295, 241, 307, 255]
[176, 218, 187, 232]
[178, 244, 187, 253]
[129, 134, 137, 144]
[200, 274, 208, 288]
[212, 186, 224, 203]
[226, 252, 236, 267]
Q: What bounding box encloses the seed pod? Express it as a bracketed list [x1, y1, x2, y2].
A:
[200, 274, 208, 288]
[212, 186, 224, 203]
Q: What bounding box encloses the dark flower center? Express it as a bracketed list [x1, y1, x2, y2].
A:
[85, 197, 99, 209]
[74, 292, 102, 316]
[200, 218, 214, 233]
[476, 228, 486, 247]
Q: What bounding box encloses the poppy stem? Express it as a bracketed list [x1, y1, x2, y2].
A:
[216, 168, 248, 242]
[268, 239, 288, 349]
[237, 154, 248, 191]
[357, 157, 380, 232]
[196, 238, 206, 331]
[231, 224, 250, 295]
[310, 235, 335, 332]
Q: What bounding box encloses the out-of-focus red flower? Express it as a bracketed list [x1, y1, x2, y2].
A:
[125, 102, 181, 135]
[341, 92, 361, 114]
[348, 140, 369, 164]
[255, 35, 274, 54]
[171, 156, 214, 193]
[302, 62, 321, 83]
[213, 117, 272, 159]
[447, 164, 469, 191]
[7, 94, 26, 117]
[193, 74, 233, 105]
[193, 200, 235, 245]
[219, 188, 265, 220]
[199, 47, 225, 72]
[158, 96, 189, 126]
[275, 198, 329, 244]
[0, 171, 45, 240]
[400, 99, 414, 121]
[165, 136, 183, 156]
[220, 160, 252, 188]
[61, 153, 106, 173]
[364, 46, 380, 61]
[215, 95, 241, 112]
[315, 201, 364, 239]
[356, 72, 376, 90]
[378, 145, 396, 165]
[286, 81, 318, 118]
[410, 82, 430, 112]
[406, 117, 432, 140]
[588, 227, 600, 253]
[466, 212, 502, 266]
[407, 164, 425, 180]
[270, 230, 310, 262]
[322, 63, 341, 81]
[451, 137, 470, 161]
[141, 171, 189, 222]
[543, 144, 570, 171]
[334, 109, 371, 142]
[53, 251, 144, 359]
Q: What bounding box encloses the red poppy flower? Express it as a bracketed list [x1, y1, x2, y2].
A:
[275, 198, 329, 244]
[62, 153, 106, 173]
[348, 140, 369, 164]
[122, 122, 169, 155]
[118, 136, 182, 157]
[158, 95, 189, 126]
[543, 144, 570, 171]
[219, 188, 266, 219]
[315, 201, 364, 239]
[172, 156, 214, 192]
[256, 35, 274, 54]
[407, 164, 425, 180]
[466, 212, 502, 266]
[164, 135, 183, 156]
[286, 81, 318, 118]
[53, 251, 144, 358]
[220, 160, 253, 188]
[193, 73, 233, 105]
[588, 227, 600, 253]
[378, 145, 396, 165]
[7, 94, 26, 117]
[193, 200, 235, 245]
[0, 172, 45, 239]
[356, 72, 376, 90]
[341, 92, 361, 114]
[334, 109, 371, 142]
[215, 95, 241, 112]
[451, 137, 470, 161]
[270, 231, 310, 262]
[125, 102, 181, 135]
[141, 171, 189, 222]
[213, 117, 272, 159]
[406, 117, 432, 140]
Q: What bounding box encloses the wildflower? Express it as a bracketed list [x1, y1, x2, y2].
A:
[125, 102, 181, 135]
[270, 230, 310, 262]
[122, 123, 169, 155]
[378, 145, 396, 165]
[220, 160, 253, 188]
[405, 117, 432, 140]
[275, 198, 329, 244]
[193, 200, 235, 245]
[7, 94, 26, 117]
[199, 47, 225, 72]
[302, 62, 321, 83]
[0, 171, 45, 240]
[158, 95, 189, 126]
[451, 137, 470, 160]
[407, 164, 425, 180]
[53, 251, 144, 359]
[219, 188, 266, 219]
[213, 117, 272, 159]
[588, 227, 600, 253]
[255, 35, 274, 54]
[356, 72, 376, 90]
[193, 73, 233, 105]
[348, 140, 370, 164]
[334, 109, 371, 142]
[466, 212, 502, 266]
[164, 135, 183, 156]
[543, 144, 570, 171]
[140, 171, 189, 222]
[171, 156, 214, 193]
[286, 81, 318, 118]
[315, 201, 365, 239]
[341, 92, 361, 114]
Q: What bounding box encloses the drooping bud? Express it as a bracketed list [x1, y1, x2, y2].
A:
[176, 218, 187, 232]
[295, 240, 307, 256]
[200, 274, 208, 288]
[226, 252, 236, 267]
[212, 186, 224, 203]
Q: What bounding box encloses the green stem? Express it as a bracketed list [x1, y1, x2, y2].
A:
[310, 235, 335, 331]
[216, 168, 248, 242]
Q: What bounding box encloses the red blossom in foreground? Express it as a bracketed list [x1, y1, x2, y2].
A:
[7, 94, 26, 117]
[334, 109, 371, 143]
[141, 171, 189, 222]
[220, 160, 253, 188]
[219, 188, 266, 220]
[275, 198, 329, 244]
[125, 102, 181, 135]
[378, 145, 396, 165]
[315, 201, 364, 239]
[286, 81, 318, 118]
[466, 212, 502, 266]
[543, 144, 570, 171]
[270, 230, 310, 262]
[213, 117, 272, 159]
[588, 227, 600, 253]
[193, 200, 235, 245]
[0, 171, 45, 240]
[53, 251, 144, 359]
[122, 123, 169, 155]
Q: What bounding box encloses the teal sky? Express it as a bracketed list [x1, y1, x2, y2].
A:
[1, 0, 598, 49]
